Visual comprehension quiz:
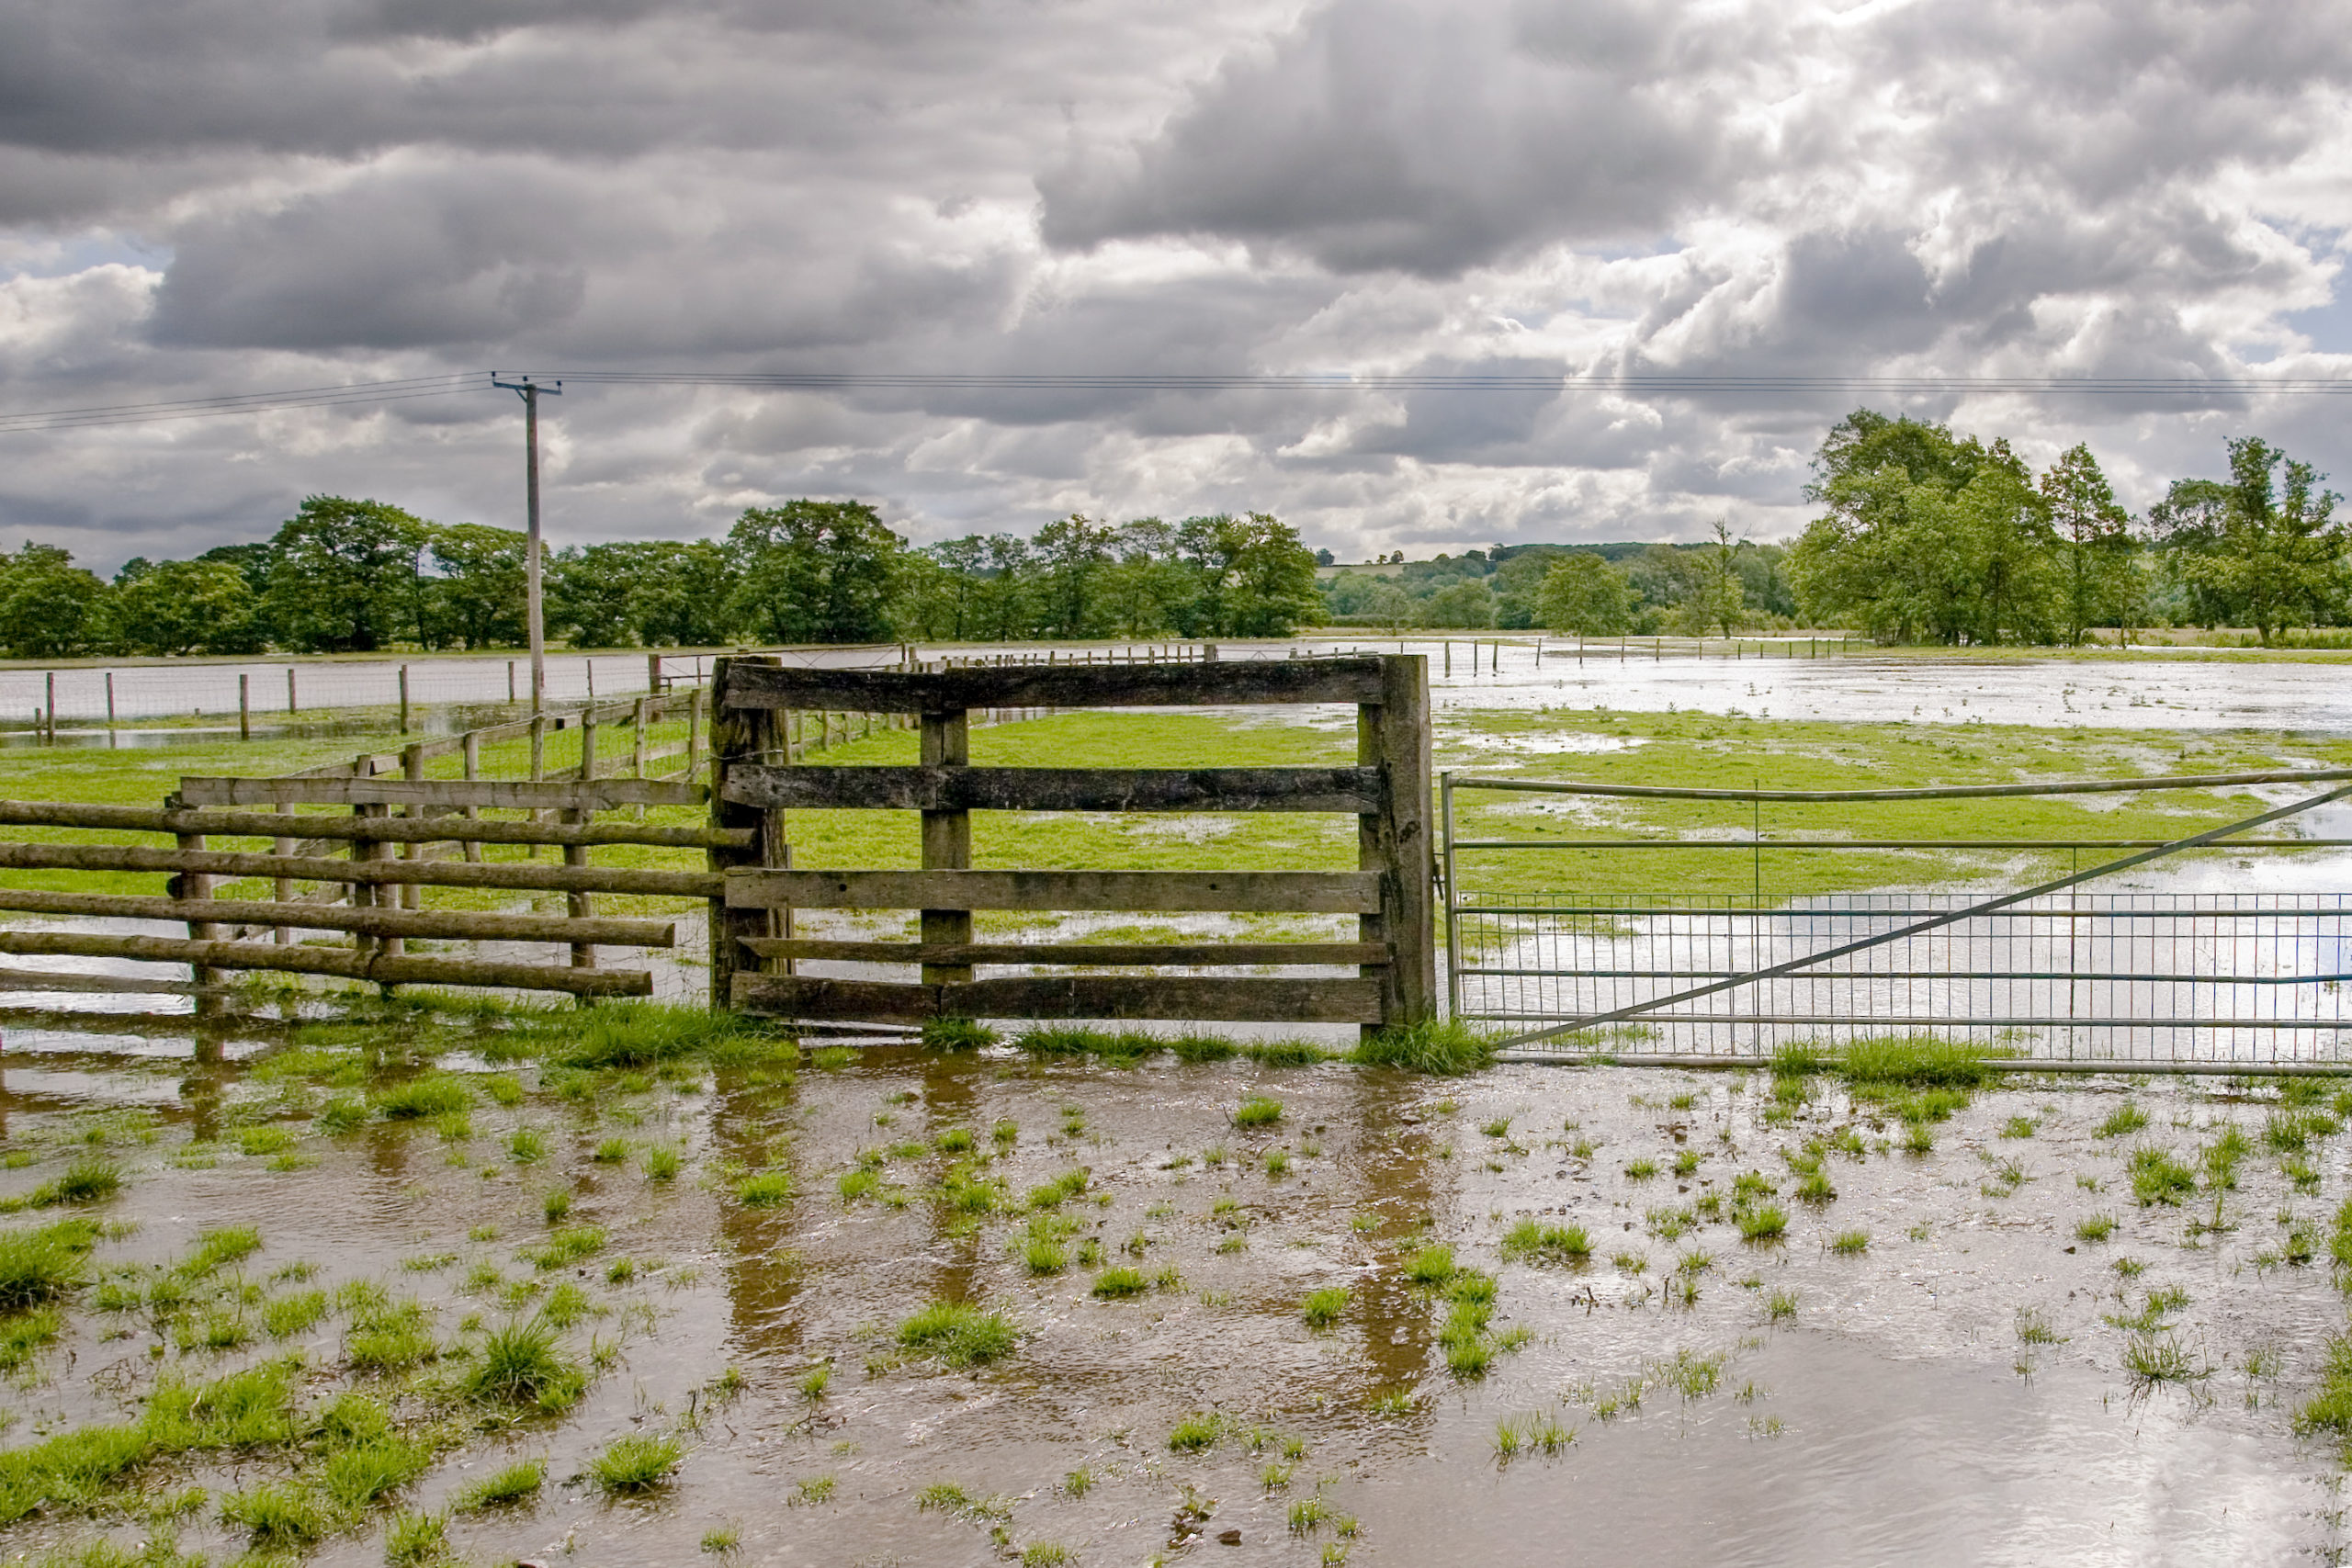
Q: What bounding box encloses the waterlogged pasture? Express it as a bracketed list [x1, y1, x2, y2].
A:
[0, 1012, 2344, 1564]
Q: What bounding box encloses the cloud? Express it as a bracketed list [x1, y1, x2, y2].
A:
[0, 0, 2348, 571]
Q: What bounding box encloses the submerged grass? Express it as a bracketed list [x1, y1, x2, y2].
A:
[897, 1301, 1017, 1368]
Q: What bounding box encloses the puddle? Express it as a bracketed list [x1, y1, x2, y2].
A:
[0, 1039, 2335, 1565]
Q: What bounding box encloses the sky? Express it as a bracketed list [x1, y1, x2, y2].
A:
[2, 0, 2349, 572]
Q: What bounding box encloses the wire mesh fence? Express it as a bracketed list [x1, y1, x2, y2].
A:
[1452, 890, 2352, 1066]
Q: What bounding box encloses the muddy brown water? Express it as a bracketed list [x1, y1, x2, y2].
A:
[0, 1021, 2342, 1565]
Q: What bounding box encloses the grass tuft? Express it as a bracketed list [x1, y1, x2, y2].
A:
[451, 1458, 546, 1513]
[589, 1433, 684, 1494]
[0, 1218, 98, 1308]
[1499, 1220, 1591, 1265]
[896, 1301, 1017, 1368]
[1301, 1287, 1349, 1328]
[1349, 1018, 1497, 1076]
[466, 1317, 588, 1413]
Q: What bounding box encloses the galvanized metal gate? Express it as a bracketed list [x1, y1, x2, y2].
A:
[1441, 767, 2352, 1070]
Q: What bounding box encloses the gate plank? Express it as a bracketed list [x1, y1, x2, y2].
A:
[740, 938, 1389, 966]
[718, 659, 1385, 713]
[732, 973, 1383, 1023]
[725, 868, 1382, 913]
[722, 764, 1383, 814]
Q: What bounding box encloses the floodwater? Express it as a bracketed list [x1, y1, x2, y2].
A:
[12, 636, 2352, 738]
[0, 1026, 2338, 1565]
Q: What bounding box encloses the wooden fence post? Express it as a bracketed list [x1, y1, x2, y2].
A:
[400, 744, 425, 911]
[460, 730, 483, 863]
[527, 712, 548, 861]
[398, 665, 410, 733]
[1360, 654, 1435, 1032]
[921, 706, 972, 989]
[630, 697, 650, 821]
[238, 674, 250, 741]
[708, 656, 784, 1010]
[272, 802, 294, 945]
[686, 686, 705, 782]
[176, 829, 221, 1011]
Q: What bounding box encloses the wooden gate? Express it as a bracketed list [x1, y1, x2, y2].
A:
[707, 653, 1434, 1032]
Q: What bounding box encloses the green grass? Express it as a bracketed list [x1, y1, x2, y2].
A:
[2129, 1145, 2198, 1206]
[736, 1171, 793, 1207]
[897, 1301, 1017, 1368]
[219, 1480, 334, 1546]
[2096, 1102, 2150, 1139]
[1091, 1267, 1148, 1299]
[1836, 1035, 2005, 1089]
[2075, 1213, 2119, 1243]
[1232, 1096, 1283, 1128]
[1738, 1206, 1789, 1243]
[1827, 1229, 1868, 1255]
[372, 1077, 473, 1120]
[589, 1433, 684, 1494]
[1301, 1287, 1350, 1327]
[0, 1218, 97, 1307]
[1499, 1220, 1591, 1265]
[322, 1432, 432, 1508]
[467, 1317, 588, 1412]
[1405, 1244, 1456, 1284]
[451, 1458, 547, 1512]
[1168, 1413, 1223, 1452]
[14, 1155, 123, 1209]
[520, 1225, 606, 1269]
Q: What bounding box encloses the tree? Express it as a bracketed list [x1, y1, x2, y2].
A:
[113, 558, 263, 655]
[726, 500, 904, 645]
[1101, 518, 1192, 637]
[2149, 437, 2346, 645]
[1671, 522, 1749, 636]
[1789, 412, 2061, 644]
[2040, 443, 2137, 644]
[262, 496, 430, 653]
[1034, 513, 1117, 638]
[1535, 553, 1634, 635]
[0, 542, 110, 658]
[632, 541, 738, 647]
[427, 524, 527, 649]
[548, 543, 650, 648]
[1424, 580, 1496, 628]
[1174, 513, 1323, 637]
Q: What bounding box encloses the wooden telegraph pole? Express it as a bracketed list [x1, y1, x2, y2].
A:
[492, 374, 562, 715]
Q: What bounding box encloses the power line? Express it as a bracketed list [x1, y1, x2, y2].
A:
[538, 370, 2352, 396]
[0, 373, 485, 434]
[6, 367, 2352, 434]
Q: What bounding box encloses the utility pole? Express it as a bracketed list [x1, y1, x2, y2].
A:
[492, 374, 561, 713]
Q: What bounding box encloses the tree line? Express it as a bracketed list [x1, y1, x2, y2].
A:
[0, 498, 1327, 659]
[1358, 412, 2342, 646]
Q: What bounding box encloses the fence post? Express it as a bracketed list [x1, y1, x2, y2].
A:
[579, 710, 598, 784]
[273, 802, 294, 945]
[400, 744, 425, 913]
[460, 729, 483, 863]
[398, 665, 411, 733]
[1361, 654, 1435, 1032]
[176, 829, 222, 1012]
[921, 705, 973, 990]
[527, 713, 548, 861]
[686, 686, 705, 782]
[106, 671, 116, 737]
[44, 672, 54, 744]
[631, 697, 650, 821]
[648, 652, 662, 694]
[239, 674, 251, 741]
[353, 802, 392, 985]
[286, 667, 297, 716]
[708, 656, 784, 1010]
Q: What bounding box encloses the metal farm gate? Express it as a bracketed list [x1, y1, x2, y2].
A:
[1442, 767, 2352, 1071]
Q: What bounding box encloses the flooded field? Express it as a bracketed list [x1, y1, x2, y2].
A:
[0, 1011, 2343, 1566]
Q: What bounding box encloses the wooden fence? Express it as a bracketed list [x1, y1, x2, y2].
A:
[705, 653, 1435, 1033]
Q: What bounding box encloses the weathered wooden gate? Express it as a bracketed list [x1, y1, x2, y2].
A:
[706, 654, 1433, 1032]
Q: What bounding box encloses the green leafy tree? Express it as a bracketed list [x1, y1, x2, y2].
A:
[2040, 443, 2137, 644]
[548, 543, 653, 648]
[1101, 519, 1192, 637]
[1789, 412, 2059, 644]
[1034, 513, 1118, 638]
[262, 496, 430, 653]
[1424, 579, 1496, 628]
[1174, 513, 1322, 637]
[112, 558, 263, 655]
[2149, 437, 2346, 645]
[726, 500, 905, 645]
[1670, 522, 1749, 636]
[632, 541, 738, 647]
[427, 524, 527, 649]
[0, 542, 111, 657]
[1535, 553, 1634, 634]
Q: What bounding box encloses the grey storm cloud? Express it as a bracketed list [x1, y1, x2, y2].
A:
[0, 0, 2348, 570]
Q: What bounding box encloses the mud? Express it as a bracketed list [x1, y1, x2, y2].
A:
[0, 1021, 2340, 1566]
